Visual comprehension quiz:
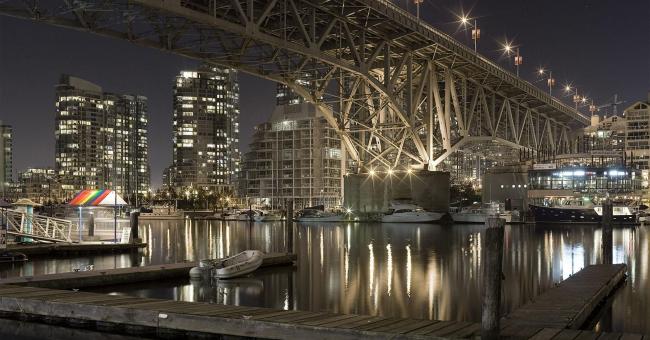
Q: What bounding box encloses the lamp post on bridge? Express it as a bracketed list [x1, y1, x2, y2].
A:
[514, 48, 523, 77]
[459, 15, 480, 52]
[537, 68, 555, 96]
[414, 0, 423, 20]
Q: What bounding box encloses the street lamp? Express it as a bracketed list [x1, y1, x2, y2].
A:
[414, 0, 423, 20]
[514, 48, 523, 77]
[538, 68, 555, 95]
[459, 15, 480, 52]
[565, 85, 581, 110]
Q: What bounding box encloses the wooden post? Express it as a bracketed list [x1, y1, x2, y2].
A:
[130, 211, 140, 243]
[88, 212, 95, 237]
[601, 199, 613, 265]
[482, 217, 505, 340]
[287, 200, 294, 253]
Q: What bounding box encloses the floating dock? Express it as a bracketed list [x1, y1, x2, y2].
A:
[5, 242, 146, 257]
[0, 262, 638, 339]
[0, 253, 296, 289]
[502, 264, 627, 330]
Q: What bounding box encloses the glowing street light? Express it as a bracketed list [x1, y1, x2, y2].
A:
[502, 42, 513, 55]
[536, 67, 555, 95]
[457, 13, 479, 52]
[369, 169, 376, 177]
[387, 168, 394, 176]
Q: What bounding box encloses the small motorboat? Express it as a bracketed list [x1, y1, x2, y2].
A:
[296, 205, 346, 222]
[381, 202, 443, 223]
[212, 250, 264, 279]
[452, 202, 511, 224]
[253, 210, 284, 222]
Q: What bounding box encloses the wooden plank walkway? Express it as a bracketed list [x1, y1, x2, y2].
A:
[503, 264, 627, 330]
[0, 253, 296, 289]
[0, 284, 482, 339]
[0, 284, 645, 339]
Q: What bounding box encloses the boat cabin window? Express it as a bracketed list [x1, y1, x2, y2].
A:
[395, 209, 414, 213]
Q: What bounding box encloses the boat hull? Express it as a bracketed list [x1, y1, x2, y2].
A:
[381, 212, 443, 223]
[254, 215, 284, 222]
[213, 250, 264, 279]
[452, 213, 486, 224]
[529, 204, 636, 224]
[296, 216, 345, 222]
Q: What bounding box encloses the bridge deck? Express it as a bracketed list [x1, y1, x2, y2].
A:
[502, 264, 627, 330]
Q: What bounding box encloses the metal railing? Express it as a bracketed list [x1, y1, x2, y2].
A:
[4, 209, 73, 243]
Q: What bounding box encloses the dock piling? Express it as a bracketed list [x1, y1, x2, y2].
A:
[130, 211, 140, 243]
[602, 199, 613, 265]
[482, 217, 505, 340]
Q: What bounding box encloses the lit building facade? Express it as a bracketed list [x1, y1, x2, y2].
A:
[240, 102, 343, 209]
[17, 168, 62, 204]
[55, 75, 150, 202]
[0, 121, 12, 197]
[172, 65, 240, 193]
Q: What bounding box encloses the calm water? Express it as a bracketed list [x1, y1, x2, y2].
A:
[1, 220, 649, 334]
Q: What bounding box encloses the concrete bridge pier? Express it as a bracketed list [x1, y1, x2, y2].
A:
[343, 170, 450, 213]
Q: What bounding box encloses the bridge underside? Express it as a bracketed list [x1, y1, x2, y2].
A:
[0, 0, 588, 174]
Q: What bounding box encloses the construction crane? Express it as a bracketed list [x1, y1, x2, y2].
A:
[597, 94, 625, 116]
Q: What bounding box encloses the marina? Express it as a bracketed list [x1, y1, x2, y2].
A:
[0, 220, 648, 338]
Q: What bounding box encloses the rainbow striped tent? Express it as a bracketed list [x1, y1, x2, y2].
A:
[68, 189, 127, 206]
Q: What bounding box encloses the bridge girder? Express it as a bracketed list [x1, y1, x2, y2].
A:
[0, 0, 588, 172]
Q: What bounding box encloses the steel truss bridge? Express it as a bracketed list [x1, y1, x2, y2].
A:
[0, 0, 589, 172]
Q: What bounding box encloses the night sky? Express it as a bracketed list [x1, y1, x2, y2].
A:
[1, 0, 648, 188]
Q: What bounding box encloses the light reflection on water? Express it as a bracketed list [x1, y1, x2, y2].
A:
[0, 220, 648, 333]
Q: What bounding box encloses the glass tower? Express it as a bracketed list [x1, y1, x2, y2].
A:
[171, 64, 240, 194]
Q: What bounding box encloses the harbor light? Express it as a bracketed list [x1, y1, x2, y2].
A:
[369, 169, 376, 177]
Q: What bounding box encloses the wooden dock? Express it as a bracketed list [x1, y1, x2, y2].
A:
[502, 264, 628, 330]
[0, 253, 296, 290]
[6, 242, 146, 257]
[0, 284, 644, 339]
[0, 261, 639, 339]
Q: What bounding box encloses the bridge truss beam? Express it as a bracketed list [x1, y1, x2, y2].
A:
[0, 0, 586, 172]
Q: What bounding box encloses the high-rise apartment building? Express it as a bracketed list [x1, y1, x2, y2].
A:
[240, 101, 343, 209]
[55, 75, 150, 201]
[171, 65, 240, 193]
[0, 121, 12, 197]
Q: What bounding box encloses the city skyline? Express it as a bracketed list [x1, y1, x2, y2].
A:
[0, 0, 648, 188]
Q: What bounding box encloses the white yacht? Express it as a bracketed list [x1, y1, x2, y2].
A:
[452, 203, 511, 224]
[381, 202, 443, 223]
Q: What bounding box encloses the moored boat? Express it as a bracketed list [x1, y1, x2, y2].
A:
[253, 210, 284, 222]
[296, 205, 347, 222]
[452, 203, 512, 224]
[529, 199, 636, 223]
[381, 202, 442, 223]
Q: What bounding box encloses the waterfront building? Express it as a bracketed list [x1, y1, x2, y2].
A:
[240, 101, 343, 209]
[0, 121, 12, 198]
[171, 65, 240, 194]
[17, 168, 62, 204]
[55, 75, 150, 202]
